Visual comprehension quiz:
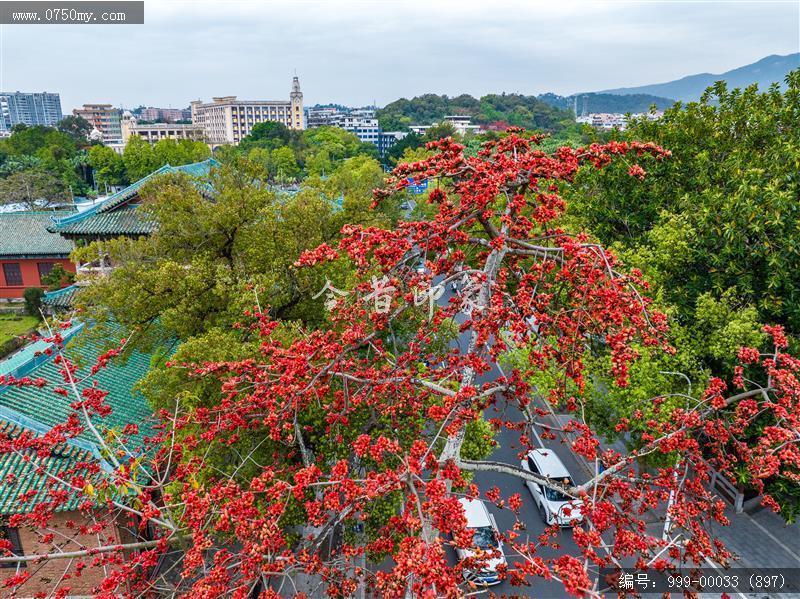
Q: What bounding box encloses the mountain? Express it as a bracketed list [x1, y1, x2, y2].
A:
[537, 92, 675, 114]
[600, 53, 799, 102]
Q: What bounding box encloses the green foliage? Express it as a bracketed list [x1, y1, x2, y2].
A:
[57, 115, 93, 142]
[88, 145, 126, 188]
[0, 167, 69, 208]
[121, 136, 210, 183]
[122, 135, 158, 181]
[377, 92, 573, 133]
[537, 92, 676, 114]
[40, 263, 75, 291]
[74, 155, 395, 350]
[0, 124, 91, 196]
[238, 124, 377, 178]
[383, 132, 424, 166]
[271, 146, 300, 181]
[245, 121, 291, 147]
[567, 71, 800, 373]
[554, 71, 800, 517]
[22, 287, 45, 318]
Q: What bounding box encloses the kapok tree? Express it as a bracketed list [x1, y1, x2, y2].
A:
[2, 131, 799, 599]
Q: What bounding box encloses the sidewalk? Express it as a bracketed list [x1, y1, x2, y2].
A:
[553, 415, 800, 597]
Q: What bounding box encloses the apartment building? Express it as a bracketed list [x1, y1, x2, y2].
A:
[190, 76, 304, 146]
[0, 92, 62, 135]
[73, 103, 123, 144]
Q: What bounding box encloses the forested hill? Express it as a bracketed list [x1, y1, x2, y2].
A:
[537, 92, 675, 114]
[376, 93, 573, 132]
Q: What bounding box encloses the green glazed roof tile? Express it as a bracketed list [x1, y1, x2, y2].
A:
[0, 211, 75, 258]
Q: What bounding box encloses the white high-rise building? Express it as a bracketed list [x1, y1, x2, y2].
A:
[0, 92, 62, 136]
[191, 77, 305, 146]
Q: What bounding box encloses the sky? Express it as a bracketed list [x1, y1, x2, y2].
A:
[1, 0, 798, 112]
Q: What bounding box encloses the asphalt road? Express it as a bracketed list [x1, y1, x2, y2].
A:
[439, 283, 590, 598]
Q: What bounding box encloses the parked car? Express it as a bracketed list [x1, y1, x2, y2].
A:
[521, 448, 583, 526]
[455, 498, 506, 586]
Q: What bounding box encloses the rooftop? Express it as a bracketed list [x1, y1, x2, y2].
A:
[49, 159, 218, 237]
[0, 325, 169, 513]
[0, 211, 75, 258]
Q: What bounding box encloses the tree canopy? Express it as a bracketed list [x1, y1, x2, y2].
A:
[377, 92, 573, 132]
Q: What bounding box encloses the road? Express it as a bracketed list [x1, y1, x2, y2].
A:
[438, 282, 589, 598]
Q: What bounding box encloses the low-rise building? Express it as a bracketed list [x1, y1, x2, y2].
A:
[0, 211, 76, 300]
[378, 131, 406, 156]
[576, 111, 664, 131]
[121, 113, 205, 144]
[136, 106, 191, 122]
[409, 115, 484, 136]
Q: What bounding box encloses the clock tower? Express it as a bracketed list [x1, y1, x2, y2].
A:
[290, 76, 304, 130]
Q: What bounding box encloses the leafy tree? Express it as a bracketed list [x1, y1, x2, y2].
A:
[57, 115, 93, 142]
[561, 72, 800, 515]
[40, 263, 76, 291]
[73, 155, 395, 349]
[305, 148, 332, 177]
[122, 135, 158, 181]
[7, 132, 800, 597]
[0, 124, 93, 197]
[301, 126, 366, 162]
[383, 132, 424, 165]
[0, 167, 69, 208]
[567, 72, 800, 356]
[0, 154, 41, 177]
[244, 120, 291, 147]
[270, 146, 300, 181]
[22, 287, 44, 317]
[377, 92, 572, 132]
[88, 145, 127, 187]
[152, 138, 210, 167]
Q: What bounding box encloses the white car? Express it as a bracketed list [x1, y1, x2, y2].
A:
[521, 448, 583, 526]
[456, 498, 506, 586]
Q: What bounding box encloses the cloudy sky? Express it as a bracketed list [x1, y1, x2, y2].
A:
[2, 0, 798, 111]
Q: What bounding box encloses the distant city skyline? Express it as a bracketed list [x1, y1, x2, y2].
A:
[0, 0, 797, 112]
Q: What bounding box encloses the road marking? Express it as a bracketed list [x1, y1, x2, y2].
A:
[743, 514, 800, 566]
[530, 422, 544, 448]
[703, 557, 750, 599]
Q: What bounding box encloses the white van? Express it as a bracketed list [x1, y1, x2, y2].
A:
[456, 498, 506, 586]
[520, 448, 583, 526]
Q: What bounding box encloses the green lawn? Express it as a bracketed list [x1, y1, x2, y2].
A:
[0, 313, 39, 347]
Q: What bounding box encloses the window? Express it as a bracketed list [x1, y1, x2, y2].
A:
[2, 263, 22, 287]
[0, 526, 24, 567]
[37, 262, 54, 284]
[544, 478, 574, 502]
[471, 526, 498, 550]
[527, 457, 541, 474]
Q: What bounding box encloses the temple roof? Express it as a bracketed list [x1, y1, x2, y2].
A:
[0, 211, 75, 258]
[48, 158, 218, 238]
[0, 324, 168, 514]
[42, 283, 82, 311]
